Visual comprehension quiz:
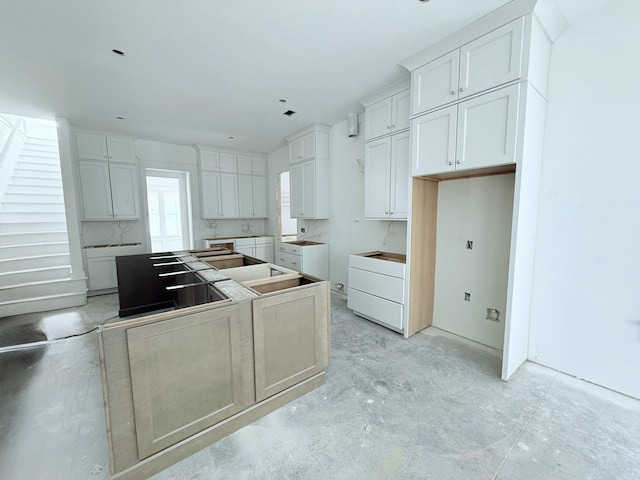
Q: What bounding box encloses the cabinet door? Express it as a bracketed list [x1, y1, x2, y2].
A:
[237, 155, 253, 175]
[289, 138, 303, 164]
[253, 285, 329, 401]
[456, 84, 520, 171]
[301, 161, 316, 218]
[389, 131, 410, 219]
[87, 256, 117, 290]
[106, 137, 135, 163]
[365, 97, 393, 140]
[412, 50, 460, 115]
[237, 174, 254, 218]
[411, 105, 457, 176]
[127, 305, 245, 458]
[219, 152, 237, 172]
[109, 163, 139, 219]
[201, 171, 222, 218]
[252, 175, 267, 218]
[364, 137, 391, 219]
[78, 160, 113, 220]
[76, 132, 108, 161]
[289, 164, 304, 217]
[391, 90, 411, 132]
[299, 132, 315, 162]
[255, 243, 273, 263]
[459, 18, 524, 98]
[200, 150, 220, 171]
[251, 156, 267, 176]
[220, 173, 239, 218]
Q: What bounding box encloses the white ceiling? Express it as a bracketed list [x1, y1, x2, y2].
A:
[0, 0, 614, 153]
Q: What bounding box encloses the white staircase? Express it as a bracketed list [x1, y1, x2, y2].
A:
[0, 134, 87, 317]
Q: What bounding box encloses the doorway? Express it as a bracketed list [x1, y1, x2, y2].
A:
[277, 171, 297, 242]
[145, 169, 192, 252]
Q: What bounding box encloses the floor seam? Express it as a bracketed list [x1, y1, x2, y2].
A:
[491, 371, 559, 480]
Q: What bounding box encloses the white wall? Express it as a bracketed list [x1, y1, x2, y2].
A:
[433, 174, 515, 350]
[529, 0, 640, 399]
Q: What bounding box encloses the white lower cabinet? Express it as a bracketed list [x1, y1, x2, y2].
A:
[348, 252, 406, 332]
[276, 242, 329, 279]
[84, 244, 145, 292]
[234, 236, 274, 263]
[412, 83, 521, 176]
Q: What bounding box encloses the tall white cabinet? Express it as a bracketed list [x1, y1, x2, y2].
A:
[285, 125, 330, 219]
[400, 4, 560, 381]
[75, 131, 140, 221]
[359, 79, 411, 221]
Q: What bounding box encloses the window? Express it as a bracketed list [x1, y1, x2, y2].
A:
[277, 171, 297, 242]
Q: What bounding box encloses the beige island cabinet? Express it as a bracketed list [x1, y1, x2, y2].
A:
[98, 251, 330, 480]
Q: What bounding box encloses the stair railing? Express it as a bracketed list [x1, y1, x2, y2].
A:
[0, 115, 27, 201]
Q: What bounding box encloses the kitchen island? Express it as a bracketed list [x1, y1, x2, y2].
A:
[98, 248, 330, 479]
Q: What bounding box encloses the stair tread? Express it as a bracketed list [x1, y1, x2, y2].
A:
[0, 241, 68, 249]
[0, 265, 71, 275]
[0, 291, 88, 306]
[0, 277, 77, 290]
[0, 252, 70, 262]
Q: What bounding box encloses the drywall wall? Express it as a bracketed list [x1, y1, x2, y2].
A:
[433, 174, 514, 350]
[529, 0, 640, 399]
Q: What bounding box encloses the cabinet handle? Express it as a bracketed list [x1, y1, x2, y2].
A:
[391, 124, 396, 128]
[450, 90, 456, 95]
[279, 257, 285, 262]
[292, 262, 298, 265]
[386, 126, 392, 130]
[448, 161, 453, 165]
[459, 87, 464, 93]
[456, 160, 461, 164]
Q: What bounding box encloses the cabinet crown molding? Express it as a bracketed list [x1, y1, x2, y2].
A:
[400, 0, 537, 72]
[358, 77, 410, 108]
[284, 123, 330, 143]
[193, 144, 266, 157]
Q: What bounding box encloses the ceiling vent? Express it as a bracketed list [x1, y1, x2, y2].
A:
[283, 109, 296, 117]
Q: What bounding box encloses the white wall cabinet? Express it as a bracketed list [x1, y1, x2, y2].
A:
[78, 160, 140, 220]
[412, 18, 524, 116]
[238, 174, 267, 218]
[201, 171, 239, 219]
[289, 160, 329, 219]
[76, 131, 135, 163]
[412, 83, 521, 176]
[286, 125, 330, 220]
[237, 155, 266, 176]
[364, 89, 410, 140]
[200, 150, 237, 173]
[364, 131, 410, 219]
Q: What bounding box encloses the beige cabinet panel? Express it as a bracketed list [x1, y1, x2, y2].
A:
[127, 305, 246, 459]
[253, 286, 329, 402]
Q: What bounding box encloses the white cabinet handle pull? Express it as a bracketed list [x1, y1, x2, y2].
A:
[386, 126, 391, 130]
[456, 160, 461, 164]
[459, 88, 464, 93]
[448, 161, 453, 165]
[450, 90, 456, 95]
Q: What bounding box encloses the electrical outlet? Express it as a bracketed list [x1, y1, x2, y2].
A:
[464, 292, 471, 302]
[466, 240, 473, 250]
[334, 282, 345, 293]
[300, 227, 306, 233]
[486, 308, 500, 322]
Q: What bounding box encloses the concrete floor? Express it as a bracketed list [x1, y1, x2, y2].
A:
[1, 294, 639, 480]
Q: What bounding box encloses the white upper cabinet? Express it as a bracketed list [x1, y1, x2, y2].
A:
[237, 155, 266, 175]
[201, 171, 238, 219]
[76, 132, 135, 164]
[412, 17, 524, 116]
[364, 132, 410, 220]
[78, 160, 140, 220]
[365, 89, 410, 140]
[412, 84, 521, 176]
[286, 125, 330, 219]
[237, 174, 267, 218]
[200, 150, 237, 172]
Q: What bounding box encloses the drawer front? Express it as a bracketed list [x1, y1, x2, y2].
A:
[234, 238, 256, 249]
[347, 288, 403, 331]
[348, 254, 405, 278]
[255, 236, 274, 246]
[348, 267, 405, 304]
[276, 251, 301, 272]
[278, 243, 301, 255]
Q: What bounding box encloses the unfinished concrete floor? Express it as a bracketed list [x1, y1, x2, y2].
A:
[1, 293, 639, 479]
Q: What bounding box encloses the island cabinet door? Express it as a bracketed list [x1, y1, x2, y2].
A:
[253, 285, 329, 402]
[126, 305, 249, 459]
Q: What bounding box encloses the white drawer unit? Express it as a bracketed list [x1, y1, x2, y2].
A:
[202, 236, 274, 263]
[348, 251, 407, 333]
[84, 243, 145, 293]
[275, 241, 329, 279]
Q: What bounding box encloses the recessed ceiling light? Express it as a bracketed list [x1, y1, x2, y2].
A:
[283, 110, 296, 117]
[112, 49, 125, 56]
[228, 136, 235, 139]
[116, 116, 125, 120]
[418, 0, 430, 2]
[279, 99, 287, 103]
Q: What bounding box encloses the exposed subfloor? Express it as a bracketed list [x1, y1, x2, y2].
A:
[1, 293, 639, 479]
